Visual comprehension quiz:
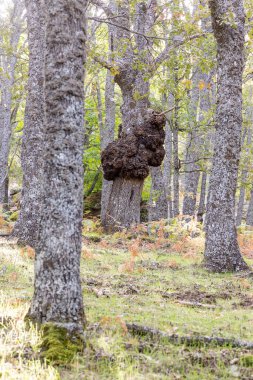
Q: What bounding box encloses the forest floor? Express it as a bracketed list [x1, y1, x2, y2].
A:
[0, 218, 253, 379]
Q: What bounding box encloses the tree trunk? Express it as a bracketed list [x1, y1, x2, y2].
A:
[182, 70, 200, 217]
[2, 177, 9, 212]
[236, 170, 247, 226]
[101, 10, 116, 224]
[0, 0, 23, 204]
[101, 1, 166, 231]
[27, 0, 87, 333]
[236, 119, 252, 226]
[246, 188, 253, 226]
[12, 0, 46, 247]
[204, 0, 248, 272]
[197, 172, 207, 223]
[163, 94, 174, 219]
[100, 69, 115, 225]
[172, 97, 180, 217]
[104, 177, 143, 232]
[148, 167, 168, 221]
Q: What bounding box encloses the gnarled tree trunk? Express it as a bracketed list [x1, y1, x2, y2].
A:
[27, 0, 87, 333]
[204, 0, 248, 272]
[100, 1, 168, 231]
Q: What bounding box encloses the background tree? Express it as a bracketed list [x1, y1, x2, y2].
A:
[12, 0, 46, 247]
[0, 0, 24, 208]
[204, 0, 248, 272]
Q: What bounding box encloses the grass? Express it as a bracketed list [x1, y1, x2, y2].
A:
[0, 218, 253, 379]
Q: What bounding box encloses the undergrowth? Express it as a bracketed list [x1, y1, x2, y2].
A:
[0, 217, 253, 379]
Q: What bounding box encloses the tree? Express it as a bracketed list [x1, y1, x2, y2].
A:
[12, 0, 45, 247]
[99, 0, 161, 230]
[204, 0, 248, 272]
[99, 1, 116, 225]
[27, 0, 87, 336]
[0, 0, 24, 208]
[236, 126, 252, 226]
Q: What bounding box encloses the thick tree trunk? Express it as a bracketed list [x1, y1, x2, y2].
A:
[27, 0, 87, 332]
[204, 0, 248, 272]
[12, 0, 45, 247]
[101, 81, 148, 230]
[104, 177, 143, 232]
[101, 1, 165, 231]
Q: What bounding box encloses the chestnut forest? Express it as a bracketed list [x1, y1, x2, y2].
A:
[1, 0, 253, 379]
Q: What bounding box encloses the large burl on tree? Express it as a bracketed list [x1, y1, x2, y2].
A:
[101, 110, 166, 231]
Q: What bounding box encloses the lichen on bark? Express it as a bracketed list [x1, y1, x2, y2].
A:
[203, 0, 248, 272]
[26, 0, 87, 334]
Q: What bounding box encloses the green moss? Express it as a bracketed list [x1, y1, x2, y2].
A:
[9, 210, 19, 221]
[40, 324, 84, 365]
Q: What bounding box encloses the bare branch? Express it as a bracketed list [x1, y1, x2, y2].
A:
[93, 55, 115, 71]
[88, 0, 115, 18]
[153, 33, 207, 71]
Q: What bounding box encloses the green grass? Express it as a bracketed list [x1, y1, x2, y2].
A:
[0, 223, 253, 379]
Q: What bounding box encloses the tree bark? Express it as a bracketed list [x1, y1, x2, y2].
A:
[182, 72, 200, 217]
[27, 0, 87, 332]
[12, 0, 46, 247]
[164, 122, 173, 219]
[101, 6, 116, 225]
[101, 1, 158, 231]
[148, 167, 168, 221]
[104, 177, 143, 231]
[100, 71, 115, 224]
[246, 188, 253, 226]
[0, 0, 23, 206]
[204, 0, 248, 272]
[236, 117, 252, 226]
[172, 94, 180, 217]
[197, 172, 207, 223]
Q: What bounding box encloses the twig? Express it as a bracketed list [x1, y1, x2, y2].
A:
[176, 300, 216, 309]
[156, 107, 175, 116]
[126, 323, 253, 349]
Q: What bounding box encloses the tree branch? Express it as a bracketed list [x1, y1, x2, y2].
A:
[126, 323, 253, 349]
[153, 33, 207, 72]
[88, 0, 115, 18]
